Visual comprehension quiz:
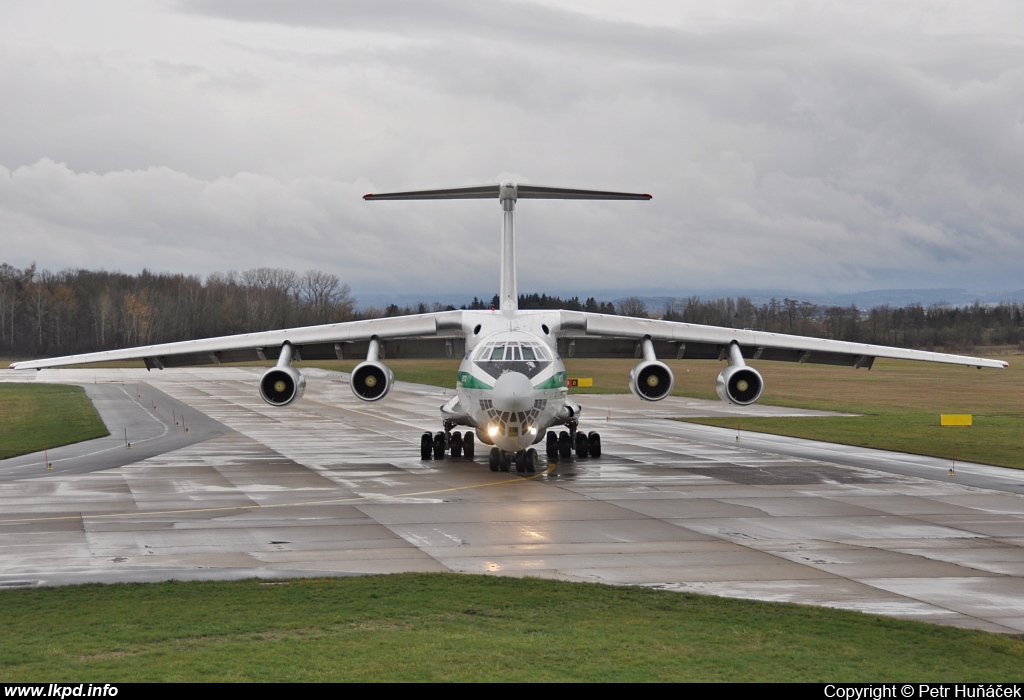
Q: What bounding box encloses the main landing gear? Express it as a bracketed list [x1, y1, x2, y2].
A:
[420, 420, 602, 472]
[420, 426, 475, 461]
[545, 420, 601, 461]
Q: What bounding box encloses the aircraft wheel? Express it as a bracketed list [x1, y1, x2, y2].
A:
[546, 431, 558, 460]
[450, 431, 463, 459]
[557, 432, 572, 459]
[515, 451, 526, 473]
[420, 432, 433, 460]
[525, 448, 538, 474]
[463, 431, 475, 460]
[499, 451, 511, 472]
[588, 432, 601, 458]
[433, 432, 446, 460]
[575, 431, 589, 458]
[488, 447, 500, 472]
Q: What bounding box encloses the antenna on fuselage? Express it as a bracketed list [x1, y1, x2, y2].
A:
[364, 182, 652, 317]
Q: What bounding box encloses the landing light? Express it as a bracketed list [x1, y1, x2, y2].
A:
[488, 424, 499, 437]
[528, 425, 537, 435]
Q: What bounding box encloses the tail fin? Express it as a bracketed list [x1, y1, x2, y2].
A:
[365, 182, 651, 316]
[363, 184, 651, 202]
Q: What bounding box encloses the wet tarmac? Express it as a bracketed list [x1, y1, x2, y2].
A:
[1, 367, 1022, 633]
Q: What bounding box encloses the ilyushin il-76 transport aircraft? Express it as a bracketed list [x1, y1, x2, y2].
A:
[11, 181, 1009, 473]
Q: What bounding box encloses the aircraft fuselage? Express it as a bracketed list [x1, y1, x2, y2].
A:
[449, 311, 572, 453]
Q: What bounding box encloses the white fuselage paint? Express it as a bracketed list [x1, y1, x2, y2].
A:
[450, 309, 570, 453]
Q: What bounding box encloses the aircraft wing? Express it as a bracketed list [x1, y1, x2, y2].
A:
[9, 311, 467, 370]
[555, 311, 1008, 369]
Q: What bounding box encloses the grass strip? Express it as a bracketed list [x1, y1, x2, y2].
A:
[1, 574, 1022, 682]
[686, 411, 1024, 469]
[0, 384, 109, 459]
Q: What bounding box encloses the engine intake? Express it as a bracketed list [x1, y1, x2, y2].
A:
[259, 366, 306, 406]
[351, 360, 394, 402]
[629, 360, 675, 401]
[716, 365, 764, 405]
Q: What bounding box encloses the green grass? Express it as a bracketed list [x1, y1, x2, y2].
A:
[690, 412, 1024, 469]
[673, 356, 1024, 470]
[1, 574, 1022, 682]
[0, 384, 109, 459]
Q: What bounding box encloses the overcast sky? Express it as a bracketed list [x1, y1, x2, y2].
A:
[2, 0, 1023, 300]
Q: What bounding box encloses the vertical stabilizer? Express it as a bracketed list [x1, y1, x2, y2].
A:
[498, 180, 518, 316]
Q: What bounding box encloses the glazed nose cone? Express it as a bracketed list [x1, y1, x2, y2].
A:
[492, 372, 533, 413]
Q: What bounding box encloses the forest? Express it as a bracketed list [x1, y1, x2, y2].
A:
[1, 263, 1021, 358]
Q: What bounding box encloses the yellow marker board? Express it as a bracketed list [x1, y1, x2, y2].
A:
[567, 378, 593, 388]
[940, 414, 972, 426]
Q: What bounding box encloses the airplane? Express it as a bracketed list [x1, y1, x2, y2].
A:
[10, 180, 1008, 474]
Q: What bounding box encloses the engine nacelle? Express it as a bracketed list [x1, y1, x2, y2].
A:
[716, 365, 764, 405]
[259, 366, 306, 406]
[629, 360, 675, 401]
[350, 360, 394, 402]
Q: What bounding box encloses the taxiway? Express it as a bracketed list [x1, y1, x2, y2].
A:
[1, 367, 1022, 634]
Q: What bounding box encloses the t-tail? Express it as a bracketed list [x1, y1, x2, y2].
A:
[364, 181, 651, 316]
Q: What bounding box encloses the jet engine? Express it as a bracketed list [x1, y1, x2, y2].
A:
[716, 365, 764, 405]
[629, 360, 675, 401]
[259, 366, 306, 406]
[350, 360, 394, 402]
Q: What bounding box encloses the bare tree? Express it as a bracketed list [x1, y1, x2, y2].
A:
[618, 296, 648, 318]
[299, 270, 354, 324]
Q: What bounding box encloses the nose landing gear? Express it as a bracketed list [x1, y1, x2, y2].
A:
[488, 447, 538, 473]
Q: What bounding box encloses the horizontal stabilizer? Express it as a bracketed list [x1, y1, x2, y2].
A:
[364, 183, 651, 201]
[364, 185, 499, 201]
[517, 185, 651, 200]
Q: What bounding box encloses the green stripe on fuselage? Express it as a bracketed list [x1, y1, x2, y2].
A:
[458, 371, 493, 390]
[533, 371, 567, 390]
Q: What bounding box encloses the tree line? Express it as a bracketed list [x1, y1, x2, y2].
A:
[0, 264, 358, 357]
[660, 296, 1024, 352]
[1, 263, 1020, 358]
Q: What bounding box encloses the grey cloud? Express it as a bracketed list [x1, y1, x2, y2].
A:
[2, 1, 1023, 298]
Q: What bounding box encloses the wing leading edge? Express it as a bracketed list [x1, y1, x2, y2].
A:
[556, 311, 1008, 369]
[9, 311, 466, 370]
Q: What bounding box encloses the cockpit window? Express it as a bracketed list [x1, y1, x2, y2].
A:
[476, 341, 550, 362]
